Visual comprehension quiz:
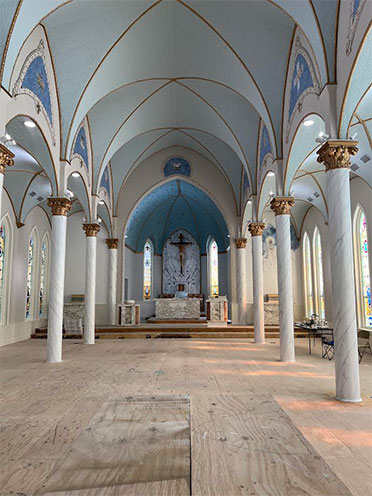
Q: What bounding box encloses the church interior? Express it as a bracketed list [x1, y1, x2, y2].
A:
[0, 0, 371, 494]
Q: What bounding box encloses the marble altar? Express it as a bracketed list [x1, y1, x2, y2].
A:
[207, 296, 228, 324]
[63, 302, 84, 334]
[154, 297, 201, 320]
[118, 301, 140, 325]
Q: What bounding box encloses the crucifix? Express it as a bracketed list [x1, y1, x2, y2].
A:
[171, 233, 192, 274]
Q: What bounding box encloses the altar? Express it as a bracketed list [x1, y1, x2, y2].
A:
[154, 297, 202, 320]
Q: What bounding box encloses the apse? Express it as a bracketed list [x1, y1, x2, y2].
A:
[125, 179, 229, 255]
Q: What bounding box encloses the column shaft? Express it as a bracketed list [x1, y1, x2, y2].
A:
[84, 235, 97, 344]
[327, 168, 361, 401]
[235, 239, 247, 324]
[47, 215, 68, 362]
[252, 235, 265, 343]
[276, 214, 295, 362]
[107, 246, 118, 325]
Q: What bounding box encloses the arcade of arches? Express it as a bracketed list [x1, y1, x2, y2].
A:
[0, 1, 371, 494]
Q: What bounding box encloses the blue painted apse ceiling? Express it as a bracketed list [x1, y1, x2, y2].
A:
[100, 165, 111, 197]
[126, 180, 229, 255]
[164, 157, 191, 177]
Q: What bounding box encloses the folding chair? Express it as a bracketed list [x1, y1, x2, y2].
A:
[321, 336, 334, 360]
[358, 330, 372, 363]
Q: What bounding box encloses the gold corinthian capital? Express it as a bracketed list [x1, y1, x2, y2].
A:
[83, 223, 100, 237]
[235, 237, 247, 249]
[106, 238, 119, 249]
[270, 197, 295, 216]
[47, 197, 72, 216]
[0, 143, 15, 175]
[248, 222, 265, 237]
[316, 140, 358, 172]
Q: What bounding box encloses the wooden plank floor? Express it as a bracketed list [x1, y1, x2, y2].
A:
[0, 338, 371, 495]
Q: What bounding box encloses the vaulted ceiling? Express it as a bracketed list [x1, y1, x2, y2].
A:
[0, 0, 370, 230]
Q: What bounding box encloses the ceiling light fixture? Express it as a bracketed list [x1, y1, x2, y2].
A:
[5, 133, 11, 140]
[99, 200, 104, 205]
[303, 119, 314, 127]
[24, 120, 36, 128]
[71, 172, 80, 178]
[267, 171, 275, 177]
[247, 200, 252, 204]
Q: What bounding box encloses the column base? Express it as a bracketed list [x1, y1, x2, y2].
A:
[335, 396, 362, 403]
[47, 359, 63, 364]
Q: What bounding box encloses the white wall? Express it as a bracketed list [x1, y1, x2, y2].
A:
[0, 192, 51, 346]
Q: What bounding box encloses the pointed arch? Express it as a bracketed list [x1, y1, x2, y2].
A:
[313, 226, 325, 319]
[39, 231, 50, 318]
[25, 226, 39, 320]
[353, 205, 372, 328]
[0, 214, 13, 325]
[302, 231, 314, 317]
[207, 236, 219, 297]
[143, 238, 153, 300]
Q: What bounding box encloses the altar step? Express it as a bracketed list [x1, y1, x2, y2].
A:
[32, 325, 308, 340]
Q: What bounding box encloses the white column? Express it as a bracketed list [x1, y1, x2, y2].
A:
[83, 224, 100, 345]
[317, 140, 361, 402]
[235, 238, 248, 324]
[249, 223, 265, 343]
[106, 238, 118, 325]
[271, 197, 295, 362]
[0, 144, 14, 219]
[47, 198, 71, 363]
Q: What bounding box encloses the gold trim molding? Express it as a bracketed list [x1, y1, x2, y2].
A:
[0, 143, 15, 174]
[248, 222, 265, 237]
[83, 223, 100, 237]
[47, 197, 72, 216]
[270, 197, 295, 216]
[106, 238, 119, 249]
[235, 237, 247, 249]
[316, 140, 358, 172]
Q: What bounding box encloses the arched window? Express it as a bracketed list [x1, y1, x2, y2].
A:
[313, 228, 325, 319]
[143, 240, 153, 300]
[39, 234, 49, 318]
[26, 229, 38, 320]
[209, 239, 219, 297]
[303, 232, 314, 317]
[354, 208, 371, 328]
[0, 215, 11, 325]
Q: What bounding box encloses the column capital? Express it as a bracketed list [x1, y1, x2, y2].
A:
[0, 143, 15, 174]
[270, 196, 295, 216]
[83, 223, 100, 237]
[316, 139, 358, 172]
[47, 197, 72, 216]
[235, 237, 247, 249]
[248, 222, 265, 237]
[106, 238, 119, 249]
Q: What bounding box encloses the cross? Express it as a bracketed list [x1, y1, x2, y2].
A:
[171, 233, 192, 274]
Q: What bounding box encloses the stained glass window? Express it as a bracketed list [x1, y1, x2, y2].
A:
[143, 240, 152, 300]
[0, 223, 7, 323]
[303, 233, 314, 316]
[358, 211, 371, 327]
[39, 237, 48, 317]
[314, 228, 325, 319]
[209, 239, 219, 297]
[26, 234, 35, 319]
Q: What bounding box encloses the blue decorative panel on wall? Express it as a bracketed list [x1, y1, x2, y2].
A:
[243, 171, 249, 192]
[289, 54, 314, 118]
[262, 222, 299, 255]
[100, 166, 111, 196]
[259, 126, 272, 166]
[164, 157, 191, 177]
[73, 126, 89, 169]
[21, 56, 52, 124]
